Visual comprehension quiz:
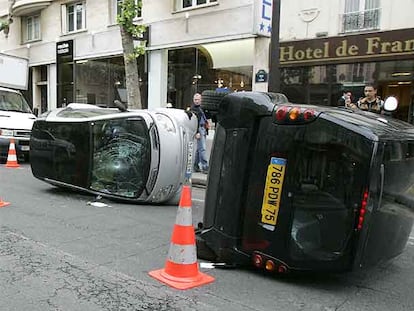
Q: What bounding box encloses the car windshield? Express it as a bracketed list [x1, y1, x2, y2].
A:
[90, 117, 151, 198]
[0, 90, 32, 113]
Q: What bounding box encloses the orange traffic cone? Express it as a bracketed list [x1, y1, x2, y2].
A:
[0, 197, 10, 208]
[5, 138, 20, 168]
[149, 185, 214, 290]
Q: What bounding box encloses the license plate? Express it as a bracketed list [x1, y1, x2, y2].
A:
[261, 157, 286, 230]
[21, 145, 30, 151]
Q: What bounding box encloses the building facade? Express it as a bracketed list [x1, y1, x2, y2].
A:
[278, 0, 414, 123]
[0, 0, 272, 112]
[0, 0, 413, 121]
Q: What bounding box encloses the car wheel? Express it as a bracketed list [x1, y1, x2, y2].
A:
[201, 90, 229, 111]
[201, 90, 230, 122]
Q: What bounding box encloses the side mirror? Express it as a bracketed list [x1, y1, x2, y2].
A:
[33, 107, 39, 116]
[383, 96, 398, 112]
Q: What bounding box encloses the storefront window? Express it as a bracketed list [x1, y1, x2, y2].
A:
[168, 46, 252, 109]
[75, 58, 125, 107]
[281, 63, 378, 106]
[280, 60, 414, 123]
[73, 56, 147, 108]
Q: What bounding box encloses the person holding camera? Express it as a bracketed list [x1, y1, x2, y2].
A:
[357, 84, 384, 114]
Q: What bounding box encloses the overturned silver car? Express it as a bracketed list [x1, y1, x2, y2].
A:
[30, 103, 197, 204]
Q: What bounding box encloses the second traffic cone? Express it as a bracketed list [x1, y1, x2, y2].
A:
[149, 185, 214, 290]
[5, 138, 20, 168]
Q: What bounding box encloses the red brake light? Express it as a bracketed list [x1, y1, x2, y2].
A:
[275, 106, 289, 121]
[252, 254, 263, 268]
[274, 106, 318, 124]
[303, 109, 315, 121]
[357, 189, 369, 231]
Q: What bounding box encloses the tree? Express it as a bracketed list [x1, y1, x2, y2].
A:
[0, 0, 16, 38]
[117, 0, 147, 109]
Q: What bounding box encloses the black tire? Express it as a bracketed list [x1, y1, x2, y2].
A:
[201, 90, 230, 112]
[201, 90, 231, 123]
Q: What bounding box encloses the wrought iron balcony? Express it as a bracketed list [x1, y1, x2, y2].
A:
[339, 8, 381, 33]
[11, 0, 52, 17]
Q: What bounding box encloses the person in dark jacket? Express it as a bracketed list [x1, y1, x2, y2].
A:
[190, 93, 209, 173]
[357, 84, 384, 114]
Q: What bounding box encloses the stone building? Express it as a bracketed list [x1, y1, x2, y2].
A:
[0, 0, 413, 121]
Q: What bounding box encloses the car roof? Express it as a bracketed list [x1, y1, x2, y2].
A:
[301, 104, 414, 141]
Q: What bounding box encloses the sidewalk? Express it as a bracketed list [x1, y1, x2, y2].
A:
[191, 127, 214, 187]
[192, 171, 208, 187]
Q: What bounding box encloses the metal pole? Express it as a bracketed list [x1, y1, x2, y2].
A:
[268, 0, 281, 93]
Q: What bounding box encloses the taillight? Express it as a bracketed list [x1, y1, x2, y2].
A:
[275, 106, 289, 121]
[277, 265, 288, 273]
[274, 105, 317, 124]
[303, 109, 315, 121]
[252, 252, 290, 274]
[265, 260, 276, 272]
[252, 254, 263, 268]
[288, 107, 300, 121]
[357, 189, 369, 231]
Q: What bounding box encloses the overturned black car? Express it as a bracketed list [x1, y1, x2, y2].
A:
[197, 91, 414, 273]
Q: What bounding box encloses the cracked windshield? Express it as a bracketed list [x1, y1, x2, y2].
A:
[91, 118, 150, 198]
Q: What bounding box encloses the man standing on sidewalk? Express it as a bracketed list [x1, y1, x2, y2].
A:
[191, 93, 209, 174]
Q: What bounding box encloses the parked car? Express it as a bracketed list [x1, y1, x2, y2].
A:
[30, 103, 197, 204]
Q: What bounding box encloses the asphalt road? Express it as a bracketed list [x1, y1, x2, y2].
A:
[0, 164, 414, 310]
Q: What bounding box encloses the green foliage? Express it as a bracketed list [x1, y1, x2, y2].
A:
[0, 19, 9, 32]
[117, 0, 147, 59]
[125, 43, 146, 62]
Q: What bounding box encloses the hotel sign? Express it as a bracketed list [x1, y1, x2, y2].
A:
[279, 28, 414, 66]
[253, 0, 272, 37]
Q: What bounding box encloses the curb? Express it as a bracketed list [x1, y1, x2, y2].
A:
[191, 172, 207, 187]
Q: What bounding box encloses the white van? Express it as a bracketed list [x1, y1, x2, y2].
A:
[0, 53, 36, 160]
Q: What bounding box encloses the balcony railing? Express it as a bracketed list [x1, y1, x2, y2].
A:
[339, 8, 381, 33]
